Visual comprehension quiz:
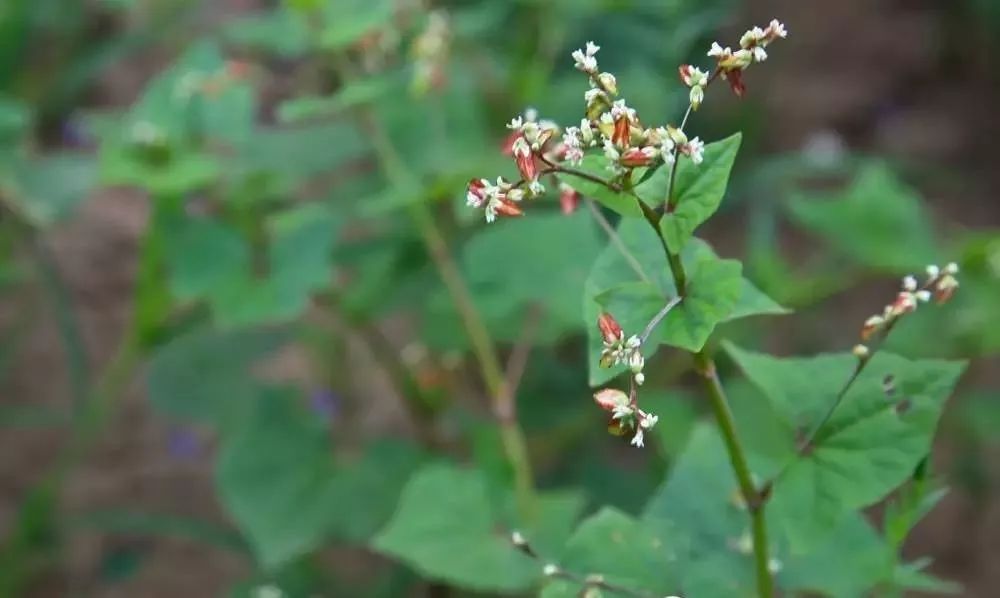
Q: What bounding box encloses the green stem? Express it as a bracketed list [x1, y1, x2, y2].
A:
[349, 79, 536, 517]
[694, 352, 773, 598]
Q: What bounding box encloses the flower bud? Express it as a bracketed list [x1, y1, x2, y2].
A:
[593, 388, 629, 411]
[558, 183, 580, 214]
[852, 344, 870, 359]
[596, 72, 617, 95]
[620, 146, 656, 167]
[597, 312, 623, 344]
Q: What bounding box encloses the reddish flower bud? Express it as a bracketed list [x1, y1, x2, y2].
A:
[501, 131, 520, 156]
[559, 184, 580, 214]
[493, 197, 523, 218]
[466, 178, 488, 207]
[512, 138, 538, 181]
[597, 312, 623, 344]
[678, 64, 692, 84]
[725, 70, 746, 97]
[612, 116, 630, 147]
[593, 388, 628, 411]
[620, 147, 656, 167]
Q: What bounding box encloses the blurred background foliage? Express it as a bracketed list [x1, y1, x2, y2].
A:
[0, 0, 998, 596]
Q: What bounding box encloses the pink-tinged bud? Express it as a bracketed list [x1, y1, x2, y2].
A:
[511, 137, 538, 181]
[934, 274, 958, 304]
[501, 131, 520, 156]
[678, 64, 692, 85]
[725, 70, 746, 97]
[593, 388, 628, 411]
[612, 116, 630, 147]
[890, 292, 917, 316]
[559, 184, 580, 215]
[860, 315, 884, 341]
[620, 147, 656, 167]
[494, 197, 523, 218]
[466, 178, 488, 207]
[597, 312, 623, 344]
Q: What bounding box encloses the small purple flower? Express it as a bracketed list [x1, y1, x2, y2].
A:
[309, 389, 340, 420]
[167, 428, 201, 460]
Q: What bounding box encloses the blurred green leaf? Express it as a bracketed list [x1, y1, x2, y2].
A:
[216, 389, 338, 569]
[221, 9, 310, 57]
[787, 163, 938, 272]
[277, 72, 404, 124]
[6, 153, 96, 226]
[318, 0, 394, 51]
[372, 463, 539, 592]
[639, 133, 742, 253]
[146, 326, 289, 427]
[540, 508, 682, 598]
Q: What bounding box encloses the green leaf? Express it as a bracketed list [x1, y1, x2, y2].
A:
[540, 508, 682, 598]
[726, 344, 966, 547]
[639, 133, 741, 252]
[318, 0, 395, 51]
[166, 219, 249, 302]
[458, 211, 603, 344]
[221, 8, 310, 57]
[571, 154, 643, 217]
[216, 389, 338, 569]
[6, 153, 97, 226]
[372, 463, 539, 592]
[326, 440, 427, 543]
[277, 72, 403, 123]
[787, 162, 938, 272]
[585, 219, 785, 386]
[146, 326, 289, 427]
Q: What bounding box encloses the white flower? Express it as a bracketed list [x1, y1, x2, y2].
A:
[685, 137, 705, 164]
[528, 179, 545, 196]
[630, 427, 645, 447]
[751, 46, 768, 62]
[945, 262, 959, 275]
[507, 188, 525, 202]
[926, 264, 940, 279]
[524, 107, 539, 122]
[596, 72, 618, 94]
[689, 85, 704, 108]
[584, 87, 605, 107]
[253, 585, 284, 598]
[602, 138, 620, 162]
[628, 350, 644, 373]
[708, 42, 729, 58]
[768, 19, 788, 39]
[563, 127, 585, 165]
[740, 26, 766, 49]
[572, 41, 600, 72]
[633, 372, 645, 385]
[730, 48, 754, 69]
[768, 558, 783, 574]
[915, 290, 932, 302]
[640, 412, 659, 430]
[511, 530, 527, 546]
[902, 275, 918, 292]
[511, 136, 531, 158]
[579, 118, 595, 145]
[610, 99, 636, 122]
[853, 344, 870, 358]
[506, 116, 523, 130]
[611, 403, 634, 421]
[543, 563, 560, 577]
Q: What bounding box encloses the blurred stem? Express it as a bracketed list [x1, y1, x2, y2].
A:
[346, 75, 536, 517]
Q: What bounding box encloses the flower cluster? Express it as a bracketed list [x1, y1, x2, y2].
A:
[597, 312, 646, 385]
[708, 18, 787, 97]
[853, 262, 960, 358]
[593, 388, 659, 448]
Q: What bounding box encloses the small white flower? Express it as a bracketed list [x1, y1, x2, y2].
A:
[689, 85, 705, 108]
[543, 563, 560, 577]
[596, 72, 618, 94]
[630, 427, 645, 447]
[751, 46, 768, 62]
[584, 87, 605, 106]
[945, 262, 959, 275]
[610, 99, 636, 122]
[579, 118, 595, 145]
[768, 557, 783, 574]
[511, 530, 527, 546]
[507, 116, 523, 130]
[731, 48, 754, 69]
[708, 42, 728, 58]
[611, 403, 634, 421]
[524, 107, 539, 122]
[915, 290, 932, 302]
[633, 372, 645, 385]
[640, 412, 659, 430]
[740, 26, 766, 49]
[853, 344, 870, 358]
[528, 180, 545, 196]
[252, 585, 284, 598]
[685, 137, 705, 164]
[507, 188, 525, 203]
[572, 42, 600, 72]
[628, 350, 644, 373]
[768, 19, 788, 39]
[625, 335, 641, 348]
[864, 315, 885, 328]
[902, 275, 918, 292]
[602, 138, 620, 162]
[926, 264, 940, 279]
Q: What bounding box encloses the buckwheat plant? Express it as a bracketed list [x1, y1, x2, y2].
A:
[468, 18, 966, 598]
